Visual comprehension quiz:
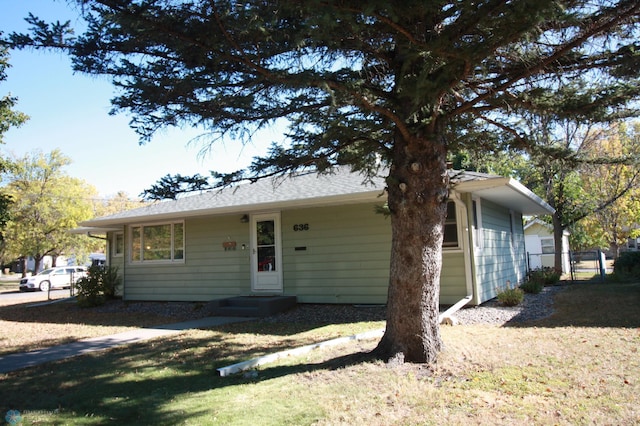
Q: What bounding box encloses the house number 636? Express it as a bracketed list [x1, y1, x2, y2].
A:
[293, 223, 309, 231]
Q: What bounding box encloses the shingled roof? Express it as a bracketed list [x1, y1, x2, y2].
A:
[79, 167, 552, 230]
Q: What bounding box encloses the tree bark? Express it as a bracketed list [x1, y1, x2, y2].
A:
[610, 242, 620, 260]
[33, 256, 42, 275]
[20, 257, 27, 278]
[374, 132, 447, 364]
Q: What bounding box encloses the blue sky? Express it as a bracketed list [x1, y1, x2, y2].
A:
[0, 0, 274, 197]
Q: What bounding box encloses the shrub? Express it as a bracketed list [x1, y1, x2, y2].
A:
[76, 275, 104, 308]
[520, 279, 543, 294]
[613, 252, 640, 280]
[496, 281, 525, 306]
[76, 265, 121, 308]
[101, 266, 122, 298]
[497, 287, 524, 306]
[528, 268, 561, 286]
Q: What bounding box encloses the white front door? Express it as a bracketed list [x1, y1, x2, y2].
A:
[251, 213, 283, 292]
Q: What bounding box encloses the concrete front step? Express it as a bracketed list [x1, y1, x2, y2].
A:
[205, 296, 297, 318]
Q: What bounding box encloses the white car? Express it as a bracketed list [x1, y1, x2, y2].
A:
[19, 266, 88, 292]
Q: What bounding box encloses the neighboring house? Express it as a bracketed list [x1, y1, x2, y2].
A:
[524, 219, 571, 274]
[624, 236, 640, 252]
[76, 167, 553, 306]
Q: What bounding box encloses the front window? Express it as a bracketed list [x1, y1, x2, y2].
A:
[130, 222, 185, 263]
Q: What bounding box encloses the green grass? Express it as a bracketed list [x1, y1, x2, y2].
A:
[1, 282, 639, 425]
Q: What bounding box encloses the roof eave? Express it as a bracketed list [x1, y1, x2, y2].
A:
[456, 177, 555, 216]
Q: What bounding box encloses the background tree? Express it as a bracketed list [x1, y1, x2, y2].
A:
[506, 119, 632, 272]
[0, 48, 28, 145]
[0, 47, 29, 266]
[80, 190, 146, 261]
[3, 149, 97, 275]
[458, 117, 640, 271]
[93, 190, 145, 217]
[7, 1, 640, 363]
[578, 122, 640, 257]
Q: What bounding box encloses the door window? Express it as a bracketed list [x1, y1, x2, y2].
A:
[256, 220, 276, 272]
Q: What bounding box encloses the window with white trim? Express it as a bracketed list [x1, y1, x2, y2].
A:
[443, 201, 459, 248]
[541, 238, 554, 254]
[114, 232, 124, 257]
[130, 222, 184, 262]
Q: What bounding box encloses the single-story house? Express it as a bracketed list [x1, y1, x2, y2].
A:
[524, 219, 571, 273]
[76, 167, 553, 306]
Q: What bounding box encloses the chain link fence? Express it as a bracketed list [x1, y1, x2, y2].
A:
[527, 250, 608, 282]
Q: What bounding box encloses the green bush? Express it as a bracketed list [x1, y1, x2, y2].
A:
[520, 279, 543, 294]
[76, 276, 104, 308]
[76, 265, 121, 308]
[101, 266, 121, 298]
[528, 268, 561, 286]
[613, 252, 640, 280]
[497, 287, 525, 306]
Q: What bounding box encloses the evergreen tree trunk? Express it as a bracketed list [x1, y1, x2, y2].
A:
[374, 131, 447, 364]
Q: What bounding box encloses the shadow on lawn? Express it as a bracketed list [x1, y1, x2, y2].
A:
[0, 300, 387, 344]
[0, 299, 180, 327]
[505, 280, 640, 328]
[0, 329, 375, 425]
[6, 281, 639, 423]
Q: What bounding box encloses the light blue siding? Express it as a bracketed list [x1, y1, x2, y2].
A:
[474, 199, 527, 303]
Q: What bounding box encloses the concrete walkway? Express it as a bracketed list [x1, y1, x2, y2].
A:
[0, 316, 253, 374]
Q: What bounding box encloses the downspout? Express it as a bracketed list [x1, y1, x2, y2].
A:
[438, 192, 475, 324]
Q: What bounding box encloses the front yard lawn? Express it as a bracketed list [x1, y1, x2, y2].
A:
[0, 280, 638, 425]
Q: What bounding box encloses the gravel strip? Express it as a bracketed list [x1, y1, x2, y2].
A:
[265, 285, 564, 325]
[95, 300, 210, 320]
[94, 285, 564, 326]
[451, 285, 564, 325]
